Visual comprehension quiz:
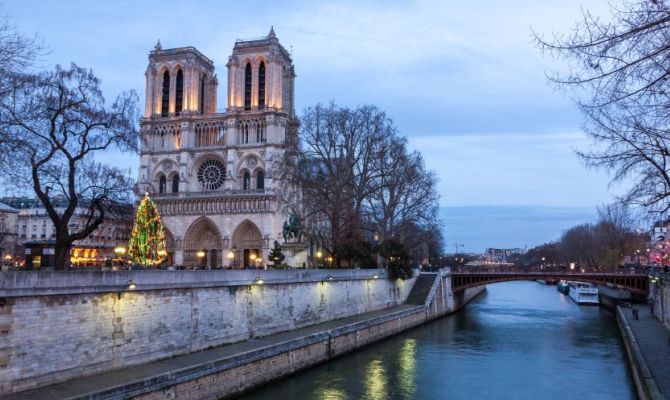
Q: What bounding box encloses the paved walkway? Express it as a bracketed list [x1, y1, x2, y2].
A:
[621, 304, 670, 399]
[0, 304, 421, 400]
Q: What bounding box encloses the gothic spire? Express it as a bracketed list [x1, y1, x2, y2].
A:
[154, 39, 162, 51]
[268, 26, 276, 38]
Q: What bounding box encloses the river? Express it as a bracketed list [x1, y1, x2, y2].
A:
[236, 280, 635, 400]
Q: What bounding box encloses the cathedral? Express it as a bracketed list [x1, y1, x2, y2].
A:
[137, 28, 297, 268]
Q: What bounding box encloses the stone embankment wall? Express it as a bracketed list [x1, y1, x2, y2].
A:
[0, 269, 415, 395]
[132, 270, 484, 400]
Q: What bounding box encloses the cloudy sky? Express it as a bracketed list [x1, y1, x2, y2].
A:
[3, 0, 622, 252]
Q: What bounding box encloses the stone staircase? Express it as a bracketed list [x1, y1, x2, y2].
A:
[405, 273, 439, 305]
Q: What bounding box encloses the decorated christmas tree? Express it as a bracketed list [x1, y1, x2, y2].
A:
[128, 194, 167, 266]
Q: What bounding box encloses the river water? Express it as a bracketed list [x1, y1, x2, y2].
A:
[236, 281, 635, 400]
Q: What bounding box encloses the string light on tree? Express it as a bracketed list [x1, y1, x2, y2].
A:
[128, 193, 167, 266]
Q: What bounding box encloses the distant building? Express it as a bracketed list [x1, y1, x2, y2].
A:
[649, 220, 670, 266]
[484, 247, 525, 263]
[0, 197, 132, 267]
[0, 202, 19, 265]
[650, 221, 668, 244]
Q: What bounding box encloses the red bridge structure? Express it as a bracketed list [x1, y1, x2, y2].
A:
[451, 268, 649, 297]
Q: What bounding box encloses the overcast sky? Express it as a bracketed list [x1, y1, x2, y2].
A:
[3, 0, 622, 251]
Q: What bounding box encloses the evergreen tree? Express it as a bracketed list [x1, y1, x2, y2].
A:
[269, 240, 285, 267]
[128, 194, 167, 266]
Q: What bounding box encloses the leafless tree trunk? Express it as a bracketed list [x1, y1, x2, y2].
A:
[0, 64, 139, 269]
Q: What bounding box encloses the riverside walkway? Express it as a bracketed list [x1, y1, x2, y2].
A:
[0, 304, 422, 400]
[619, 304, 670, 400]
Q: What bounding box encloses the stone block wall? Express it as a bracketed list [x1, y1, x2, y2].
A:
[651, 279, 670, 331]
[0, 269, 416, 395]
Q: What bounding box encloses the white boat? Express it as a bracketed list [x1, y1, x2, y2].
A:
[567, 281, 599, 305]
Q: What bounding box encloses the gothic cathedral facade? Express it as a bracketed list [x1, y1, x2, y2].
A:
[137, 28, 297, 268]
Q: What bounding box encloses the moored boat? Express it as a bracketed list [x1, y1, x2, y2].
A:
[557, 280, 570, 295]
[567, 281, 599, 305]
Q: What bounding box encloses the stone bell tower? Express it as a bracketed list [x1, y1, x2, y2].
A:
[143, 40, 218, 118]
[226, 27, 296, 117]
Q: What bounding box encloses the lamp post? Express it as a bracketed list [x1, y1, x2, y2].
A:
[316, 250, 323, 268]
[636, 249, 641, 271]
[114, 246, 126, 268]
[117, 280, 137, 299]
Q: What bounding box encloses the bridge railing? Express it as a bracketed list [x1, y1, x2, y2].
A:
[451, 266, 647, 276]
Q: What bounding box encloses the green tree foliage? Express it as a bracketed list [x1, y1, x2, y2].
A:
[379, 239, 413, 280]
[128, 195, 167, 267]
[269, 241, 285, 267]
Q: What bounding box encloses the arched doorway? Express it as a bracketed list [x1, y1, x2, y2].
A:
[232, 220, 263, 268]
[183, 217, 222, 268]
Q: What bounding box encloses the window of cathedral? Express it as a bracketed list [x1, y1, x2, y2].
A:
[200, 77, 205, 114]
[172, 175, 179, 193]
[242, 124, 250, 144]
[175, 69, 183, 116]
[197, 159, 226, 190]
[244, 63, 252, 110]
[258, 61, 265, 108]
[243, 171, 251, 190]
[159, 175, 166, 194]
[256, 170, 265, 190]
[161, 71, 169, 117]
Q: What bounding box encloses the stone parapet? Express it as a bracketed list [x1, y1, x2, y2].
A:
[0, 269, 388, 297]
[0, 269, 413, 395]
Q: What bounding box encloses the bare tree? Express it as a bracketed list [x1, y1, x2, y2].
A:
[557, 203, 643, 270]
[536, 1, 670, 214]
[278, 102, 443, 268]
[0, 64, 139, 269]
[560, 224, 599, 269]
[367, 136, 439, 242]
[0, 14, 41, 86]
[280, 103, 390, 266]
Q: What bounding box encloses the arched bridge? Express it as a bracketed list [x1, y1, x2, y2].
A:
[451, 270, 649, 296]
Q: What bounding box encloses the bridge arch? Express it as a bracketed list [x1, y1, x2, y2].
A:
[450, 271, 649, 297]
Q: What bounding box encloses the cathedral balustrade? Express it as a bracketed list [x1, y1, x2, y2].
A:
[154, 192, 275, 216]
[154, 189, 269, 199]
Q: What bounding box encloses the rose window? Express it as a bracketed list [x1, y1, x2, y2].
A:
[197, 159, 226, 190]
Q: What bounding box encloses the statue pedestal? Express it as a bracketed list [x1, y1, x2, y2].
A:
[281, 242, 309, 268]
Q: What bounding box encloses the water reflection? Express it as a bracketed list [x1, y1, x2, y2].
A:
[235, 281, 635, 400]
[396, 339, 416, 399]
[363, 359, 387, 400]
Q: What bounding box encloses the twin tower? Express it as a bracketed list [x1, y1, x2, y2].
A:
[143, 27, 295, 119]
[138, 28, 301, 268]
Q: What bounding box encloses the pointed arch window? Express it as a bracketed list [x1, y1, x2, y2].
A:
[244, 62, 252, 110]
[159, 175, 166, 194]
[175, 69, 183, 116]
[243, 171, 251, 190]
[256, 171, 265, 190]
[172, 175, 179, 193]
[258, 61, 265, 108]
[161, 71, 170, 117]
